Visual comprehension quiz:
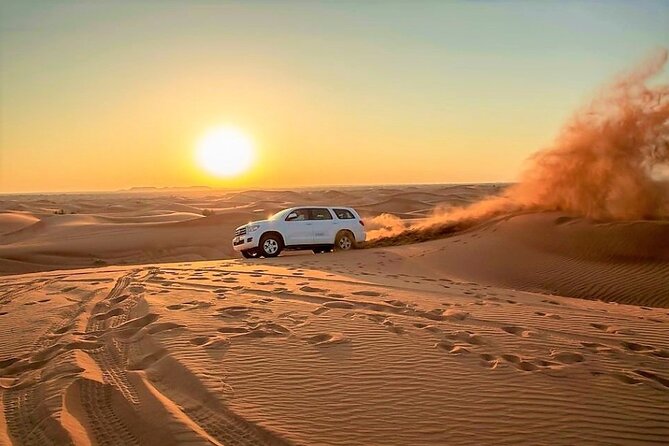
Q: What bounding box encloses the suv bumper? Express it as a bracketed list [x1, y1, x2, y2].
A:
[232, 235, 258, 252]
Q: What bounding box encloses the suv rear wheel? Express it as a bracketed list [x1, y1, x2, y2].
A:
[334, 231, 355, 251]
[259, 233, 283, 257]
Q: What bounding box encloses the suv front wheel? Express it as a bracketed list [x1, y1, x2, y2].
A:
[259, 233, 283, 257]
[241, 249, 259, 259]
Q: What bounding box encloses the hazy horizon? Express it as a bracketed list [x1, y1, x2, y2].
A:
[0, 180, 514, 196]
[2, 0, 668, 193]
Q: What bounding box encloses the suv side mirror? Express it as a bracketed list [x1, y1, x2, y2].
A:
[286, 212, 298, 221]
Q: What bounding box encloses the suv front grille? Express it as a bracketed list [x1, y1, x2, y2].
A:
[235, 227, 247, 237]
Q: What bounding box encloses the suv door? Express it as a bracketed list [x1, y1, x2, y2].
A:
[283, 208, 314, 245]
[309, 208, 337, 244]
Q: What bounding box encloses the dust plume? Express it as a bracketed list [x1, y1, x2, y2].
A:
[369, 49, 669, 244]
[366, 213, 408, 240]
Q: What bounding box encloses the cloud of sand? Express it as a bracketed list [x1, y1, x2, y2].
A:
[369, 49, 669, 242]
[366, 213, 408, 239]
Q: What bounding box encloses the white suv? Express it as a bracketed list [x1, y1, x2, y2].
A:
[232, 206, 366, 258]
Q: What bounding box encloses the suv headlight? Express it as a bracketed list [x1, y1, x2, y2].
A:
[248, 224, 261, 232]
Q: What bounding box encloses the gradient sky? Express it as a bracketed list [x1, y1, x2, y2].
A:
[1, 0, 668, 193]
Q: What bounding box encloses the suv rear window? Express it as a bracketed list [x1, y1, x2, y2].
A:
[310, 208, 333, 220]
[334, 209, 355, 219]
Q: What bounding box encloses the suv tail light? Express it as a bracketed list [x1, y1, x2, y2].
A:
[359, 219, 365, 226]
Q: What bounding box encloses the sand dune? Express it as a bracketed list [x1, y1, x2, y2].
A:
[364, 212, 669, 308]
[0, 213, 39, 234]
[0, 260, 667, 445]
[0, 185, 499, 276]
[1, 185, 668, 310]
[1, 185, 668, 444]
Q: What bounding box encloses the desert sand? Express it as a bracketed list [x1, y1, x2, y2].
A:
[0, 184, 500, 275]
[1, 185, 668, 445]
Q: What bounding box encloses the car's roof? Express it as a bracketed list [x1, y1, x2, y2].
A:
[284, 205, 356, 210]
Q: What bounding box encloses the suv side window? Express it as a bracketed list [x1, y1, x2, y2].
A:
[309, 208, 333, 220]
[334, 208, 355, 219]
[285, 209, 309, 221]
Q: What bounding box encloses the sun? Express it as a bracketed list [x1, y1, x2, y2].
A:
[196, 126, 255, 177]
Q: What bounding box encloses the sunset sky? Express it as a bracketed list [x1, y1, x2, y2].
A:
[1, 1, 668, 193]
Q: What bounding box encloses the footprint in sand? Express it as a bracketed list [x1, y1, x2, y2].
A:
[620, 341, 653, 352]
[204, 338, 231, 349]
[445, 330, 486, 346]
[619, 341, 666, 359]
[551, 351, 585, 364]
[306, 332, 348, 346]
[591, 323, 636, 335]
[610, 372, 643, 385]
[216, 306, 252, 318]
[500, 326, 535, 337]
[361, 313, 405, 335]
[218, 326, 251, 334]
[383, 321, 405, 335]
[166, 301, 213, 311]
[352, 290, 382, 297]
[300, 286, 328, 293]
[327, 293, 345, 299]
[579, 342, 618, 355]
[384, 299, 407, 308]
[442, 309, 469, 321]
[190, 336, 213, 346]
[499, 354, 539, 371]
[323, 301, 355, 309]
[478, 353, 500, 369]
[651, 349, 669, 358]
[278, 312, 308, 326]
[414, 323, 443, 335]
[633, 370, 669, 389]
[435, 340, 470, 355]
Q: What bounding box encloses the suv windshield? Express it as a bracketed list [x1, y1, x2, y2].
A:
[269, 209, 287, 220]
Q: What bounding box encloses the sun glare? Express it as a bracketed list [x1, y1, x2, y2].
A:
[196, 127, 255, 177]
